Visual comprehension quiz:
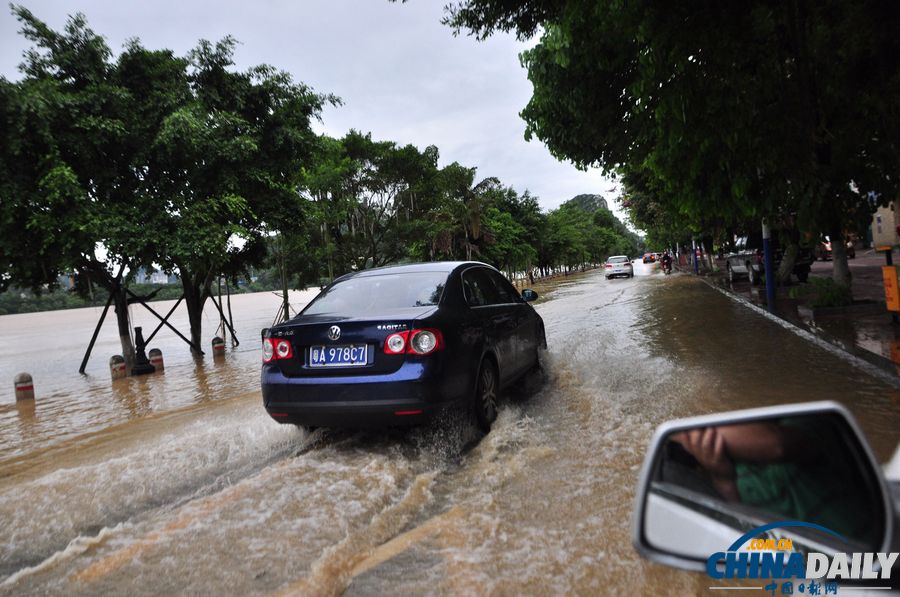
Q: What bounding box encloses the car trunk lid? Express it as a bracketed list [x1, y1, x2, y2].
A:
[268, 307, 437, 377]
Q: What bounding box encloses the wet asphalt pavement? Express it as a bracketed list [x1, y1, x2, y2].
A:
[0, 265, 897, 595]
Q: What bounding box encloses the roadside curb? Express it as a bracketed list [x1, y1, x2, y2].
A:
[693, 274, 900, 389]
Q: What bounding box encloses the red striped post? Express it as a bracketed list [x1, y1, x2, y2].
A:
[109, 355, 127, 380]
[14, 373, 34, 401]
[148, 348, 164, 371]
[212, 336, 225, 358]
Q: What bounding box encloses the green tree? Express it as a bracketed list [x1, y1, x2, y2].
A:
[444, 0, 900, 292]
[294, 132, 441, 281]
[480, 187, 540, 277]
[1, 8, 159, 368]
[431, 162, 500, 261]
[144, 37, 329, 353]
[1, 8, 330, 364]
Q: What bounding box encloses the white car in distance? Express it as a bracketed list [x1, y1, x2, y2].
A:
[605, 255, 634, 279]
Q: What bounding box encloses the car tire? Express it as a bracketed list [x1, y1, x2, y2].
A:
[605, 275, 610, 280]
[473, 360, 498, 432]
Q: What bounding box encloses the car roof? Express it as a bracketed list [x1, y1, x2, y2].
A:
[333, 261, 491, 282]
[609, 255, 628, 259]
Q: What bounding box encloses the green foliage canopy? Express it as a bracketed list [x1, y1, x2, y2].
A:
[445, 0, 900, 286]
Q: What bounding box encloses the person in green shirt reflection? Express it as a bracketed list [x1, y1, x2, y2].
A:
[671, 417, 877, 547]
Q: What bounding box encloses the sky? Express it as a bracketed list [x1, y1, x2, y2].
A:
[0, 0, 624, 217]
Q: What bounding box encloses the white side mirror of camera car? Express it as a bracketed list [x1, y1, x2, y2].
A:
[632, 401, 896, 577]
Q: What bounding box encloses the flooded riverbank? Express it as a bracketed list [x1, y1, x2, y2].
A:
[0, 289, 318, 463]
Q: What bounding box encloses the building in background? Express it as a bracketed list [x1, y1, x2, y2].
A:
[133, 267, 172, 285]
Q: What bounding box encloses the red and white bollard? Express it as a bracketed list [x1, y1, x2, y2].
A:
[212, 336, 225, 358]
[109, 355, 127, 380]
[14, 373, 34, 401]
[148, 349, 164, 371]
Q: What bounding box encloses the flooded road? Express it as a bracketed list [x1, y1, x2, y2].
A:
[0, 267, 897, 595]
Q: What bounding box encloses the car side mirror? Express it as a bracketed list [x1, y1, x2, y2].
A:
[632, 401, 894, 577]
[522, 289, 539, 302]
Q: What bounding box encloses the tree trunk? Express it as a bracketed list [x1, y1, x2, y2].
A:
[777, 243, 799, 285]
[81, 261, 134, 371]
[112, 285, 135, 371]
[181, 272, 212, 358]
[830, 227, 852, 292]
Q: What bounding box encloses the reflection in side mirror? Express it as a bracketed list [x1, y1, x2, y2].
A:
[632, 402, 893, 575]
[522, 289, 539, 302]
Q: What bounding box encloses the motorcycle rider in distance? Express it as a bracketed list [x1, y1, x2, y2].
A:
[661, 251, 673, 275]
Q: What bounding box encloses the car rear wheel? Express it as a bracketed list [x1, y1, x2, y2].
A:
[474, 360, 498, 432]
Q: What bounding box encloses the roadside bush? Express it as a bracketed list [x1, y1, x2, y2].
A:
[788, 277, 853, 308]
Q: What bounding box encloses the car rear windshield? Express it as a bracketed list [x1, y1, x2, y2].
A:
[302, 272, 448, 316]
[609, 256, 628, 263]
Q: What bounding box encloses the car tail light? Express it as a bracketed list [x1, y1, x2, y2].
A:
[384, 331, 409, 354]
[263, 338, 293, 363]
[410, 329, 443, 355]
[605, 264, 612, 269]
[383, 329, 444, 355]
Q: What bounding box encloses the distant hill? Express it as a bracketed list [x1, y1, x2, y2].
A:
[559, 193, 643, 253]
[562, 194, 609, 213]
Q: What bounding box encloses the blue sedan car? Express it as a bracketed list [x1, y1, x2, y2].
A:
[261, 261, 547, 432]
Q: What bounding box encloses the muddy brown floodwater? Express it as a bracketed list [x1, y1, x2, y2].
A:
[0, 266, 897, 596]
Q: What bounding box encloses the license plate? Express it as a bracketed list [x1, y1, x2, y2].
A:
[309, 344, 368, 367]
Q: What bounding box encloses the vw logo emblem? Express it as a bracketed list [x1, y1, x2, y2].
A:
[327, 325, 341, 341]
